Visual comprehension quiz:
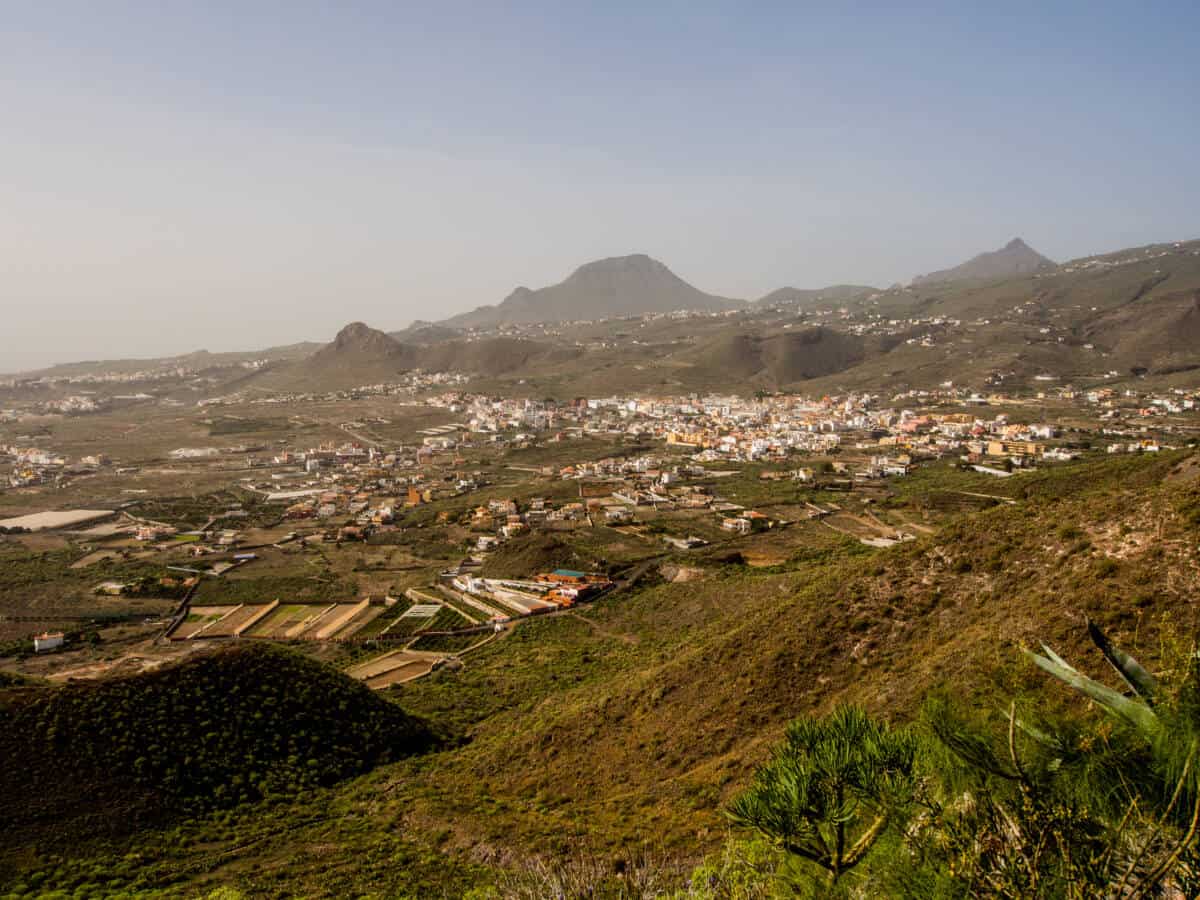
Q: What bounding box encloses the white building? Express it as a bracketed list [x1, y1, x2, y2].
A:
[34, 632, 65, 652]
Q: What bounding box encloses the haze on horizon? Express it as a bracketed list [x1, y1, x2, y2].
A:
[3, 1, 1198, 373]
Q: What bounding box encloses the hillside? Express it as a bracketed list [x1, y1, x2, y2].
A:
[912, 237, 1055, 285]
[689, 326, 872, 385]
[15, 238, 1200, 396]
[9, 342, 322, 380]
[0, 643, 435, 855]
[235, 322, 416, 392]
[429, 239, 1200, 392]
[379, 451, 1200, 862]
[1078, 286, 1200, 375]
[755, 284, 877, 308]
[443, 254, 743, 328]
[414, 336, 578, 377]
[387, 320, 464, 344]
[22, 451, 1199, 896]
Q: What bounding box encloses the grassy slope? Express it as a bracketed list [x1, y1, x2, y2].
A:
[5, 450, 1200, 896]
[387, 450, 1200, 862]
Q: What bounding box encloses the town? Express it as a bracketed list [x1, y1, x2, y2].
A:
[3, 373, 1197, 694]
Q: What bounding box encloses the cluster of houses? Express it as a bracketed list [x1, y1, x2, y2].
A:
[402, 389, 1189, 471]
[0, 444, 114, 488]
[449, 569, 614, 616]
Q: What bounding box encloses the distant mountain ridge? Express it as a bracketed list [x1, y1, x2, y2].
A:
[251, 321, 577, 391]
[912, 237, 1055, 285]
[15, 236, 1200, 393]
[443, 254, 744, 328]
[755, 284, 878, 308]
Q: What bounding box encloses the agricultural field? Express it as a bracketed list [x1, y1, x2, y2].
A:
[171, 606, 238, 640]
[242, 603, 331, 639]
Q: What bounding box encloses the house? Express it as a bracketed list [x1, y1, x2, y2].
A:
[500, 521, 528, 539]
[135, 524, 177, 541]
[986, 440, 1044, 458]
[34, 631, 65, 652]
[722, 511, 772, 534]
[488, 498, 518, 520]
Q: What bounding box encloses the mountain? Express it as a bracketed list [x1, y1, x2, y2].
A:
[443, 254, 744, 328]
[267, 322, 419, 390]
[313, 321, 409, 360]
[18, 237, 1200, 397]
[261, 237, 1200, 393]
[912, 237, 1055, 285]
[755, 284, 877, 308]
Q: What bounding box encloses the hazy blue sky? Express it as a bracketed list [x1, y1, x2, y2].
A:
[3, 1, 1198, 371]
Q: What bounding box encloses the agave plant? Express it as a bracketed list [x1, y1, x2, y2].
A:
[1024, 619, 1200, 898]
[1023, 618, 1160, 739]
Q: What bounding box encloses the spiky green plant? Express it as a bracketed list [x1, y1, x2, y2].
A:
[1020, 618, 1200, 897]
[726, 705, 921, 885]
[1023, 618, 1161, 739]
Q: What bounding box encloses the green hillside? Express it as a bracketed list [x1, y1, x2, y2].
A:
[0, 643, 436, 863]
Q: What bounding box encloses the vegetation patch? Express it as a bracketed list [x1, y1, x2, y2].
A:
[0, 643, 437, 857]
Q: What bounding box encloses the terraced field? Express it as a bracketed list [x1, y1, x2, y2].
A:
[170, 606, 237, 639]
[352, 602, 409, 639]
[331, 604, 385, 639]
[203, 603, 273, 637]
[346, 649, 446, 688]
[245, 603, 331, 639]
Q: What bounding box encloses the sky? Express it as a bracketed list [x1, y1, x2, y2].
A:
[3, 1, 1199, 372]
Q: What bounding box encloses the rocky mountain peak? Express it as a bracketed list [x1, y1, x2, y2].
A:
[327, 322, 402, 355]
[912, 237, 1055, 285]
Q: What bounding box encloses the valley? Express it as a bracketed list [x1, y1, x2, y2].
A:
[3, 322, 1200, 893]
